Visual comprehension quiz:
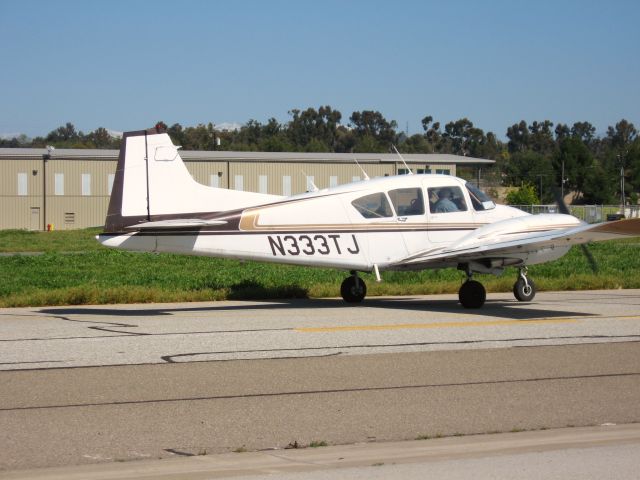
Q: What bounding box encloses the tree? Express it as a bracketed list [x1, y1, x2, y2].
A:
[349, 110, 397, 147]
[603, 120, 638, 204]
[87, 127, 118, 148]
[304, 137, 331, 153]
[555, 123, 570, 142]
[506, 183, 540, 205]
[180, 123, 216, 150]
[528, 120, 556, 156]
[506, 120, 530, 153]
[353, 134, 383, 153]
[582, 164, 615, 204]
[625, 137, 640, 202]
[167, 123, 185, 146]
[400, 133, 432, 153]
[334, 126, 356, 153]
[421, 115, 443, 151]
[503, 150, 554, 202]
[442, 118, 486, 156]
[46, 122, 81, 144]
[571, 121, 596, 145]
[475, 131, 501, 160]
[0, 137, 21, 147]
[287, 106, 342, 151]
[552, 137, 594, 200]
[606, 119, 637, 150]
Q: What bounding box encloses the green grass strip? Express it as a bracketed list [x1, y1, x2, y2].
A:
[1, 229, 639, 307]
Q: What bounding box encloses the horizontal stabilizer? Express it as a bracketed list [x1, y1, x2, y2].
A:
[125, 219, 228, 230]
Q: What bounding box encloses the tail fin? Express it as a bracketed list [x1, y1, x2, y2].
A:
[104, 129, 280, 232]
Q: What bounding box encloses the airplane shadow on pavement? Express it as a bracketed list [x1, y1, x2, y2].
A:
[38, 296, 595, 321]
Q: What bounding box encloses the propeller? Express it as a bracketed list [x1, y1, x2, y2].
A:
[553, 188, 598, 273]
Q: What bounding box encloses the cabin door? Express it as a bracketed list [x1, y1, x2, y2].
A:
[425, 185, 476, 244]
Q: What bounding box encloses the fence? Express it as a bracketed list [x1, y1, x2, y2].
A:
[511, 205, 640, 224]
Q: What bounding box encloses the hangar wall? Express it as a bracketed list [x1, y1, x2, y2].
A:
[0, 147, 480, 230]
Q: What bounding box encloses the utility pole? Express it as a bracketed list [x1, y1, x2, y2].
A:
[618, 152, 626, 215]
[536, 174, 543, 201]
[42, 145, 54, 231]
[561, 160, 565, 200]
[621, 165, 625, 212]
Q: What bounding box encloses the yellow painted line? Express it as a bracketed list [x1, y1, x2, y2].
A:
[296, 314, 640, 333]
[595, 315, 640, 321]
[296, 318, 579, 333]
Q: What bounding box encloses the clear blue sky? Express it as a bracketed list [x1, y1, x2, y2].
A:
[1, 0, 638, 139]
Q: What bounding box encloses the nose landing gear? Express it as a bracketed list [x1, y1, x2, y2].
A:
[340, 271, 367, 303]
[513, 267, 536, 302]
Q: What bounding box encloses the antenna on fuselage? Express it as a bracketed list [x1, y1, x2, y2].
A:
[392, 144, 413, 175]
[353, 158, 370, 181]
[301, 170, 319, 192]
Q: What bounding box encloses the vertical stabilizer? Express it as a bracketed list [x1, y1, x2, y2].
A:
[104, 128, 281, 233]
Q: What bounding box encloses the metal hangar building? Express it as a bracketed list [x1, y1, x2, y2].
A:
[0, 148, 494, 230]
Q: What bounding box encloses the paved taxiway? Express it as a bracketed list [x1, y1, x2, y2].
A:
[2, 289, 640, 369]
[1, 289, 639, 471]
[4, 425, 640, 480]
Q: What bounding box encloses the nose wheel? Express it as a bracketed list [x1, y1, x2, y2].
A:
[341, 271, 367, 303]
[513, 267, 536, 302]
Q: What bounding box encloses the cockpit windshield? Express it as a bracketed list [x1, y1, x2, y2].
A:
[465, 182, 495, 211]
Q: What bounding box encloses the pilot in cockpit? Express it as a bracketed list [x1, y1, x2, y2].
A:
[434, 188, 459, 213]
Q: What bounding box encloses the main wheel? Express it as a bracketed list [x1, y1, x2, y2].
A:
[340, 276, 367, 303]
[458, 280, 486, 309]
[513, 277, 536, 302]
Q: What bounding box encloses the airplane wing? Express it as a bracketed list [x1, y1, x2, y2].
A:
[395, 217, 640, 269]
[124, 219, 228, 230]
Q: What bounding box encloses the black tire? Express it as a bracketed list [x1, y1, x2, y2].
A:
[458, 280, 486, 309]
[340, 276, 366, 303]
[513, 277, 536, 302]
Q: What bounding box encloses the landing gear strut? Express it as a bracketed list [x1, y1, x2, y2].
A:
[341, 271, 367, 303]
[513, 267, 536, 302]
[458, 268, 486, 309]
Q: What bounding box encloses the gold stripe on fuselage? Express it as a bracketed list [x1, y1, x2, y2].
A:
[239, 209, 484, 232]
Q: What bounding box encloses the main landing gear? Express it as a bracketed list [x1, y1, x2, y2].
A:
[341, 271, 367, 303]
[458, 265, 537, 308]
[513, 267, 536, 302]
[458, 271, 486, 309]
[342, 267, 536, 307]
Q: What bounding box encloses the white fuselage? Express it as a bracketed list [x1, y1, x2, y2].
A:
[98, 174, 580, 273]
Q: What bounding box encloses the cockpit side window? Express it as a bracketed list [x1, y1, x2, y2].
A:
[428, 186, 468, 213]
[388, 188, 425, 216]
[351, 192, 393, 219]
[465, 182, 496, 211]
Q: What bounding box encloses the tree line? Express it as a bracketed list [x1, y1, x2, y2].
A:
[2, 107, 638, 204]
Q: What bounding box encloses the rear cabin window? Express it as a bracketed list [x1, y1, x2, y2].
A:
[388, 188, 425, 216]
[428, 186, 468, 213]
[351, 192, 393, 219]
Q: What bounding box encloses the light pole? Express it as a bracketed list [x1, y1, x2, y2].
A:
[535, 174, 545, 202]
[42, 145, 54, 231]
[620, 165, 625, 212]
[560, 159, 569, 201]
[618, 152, 626, 215]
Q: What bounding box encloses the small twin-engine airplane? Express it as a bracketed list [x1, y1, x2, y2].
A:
[98, 128, 640, 308]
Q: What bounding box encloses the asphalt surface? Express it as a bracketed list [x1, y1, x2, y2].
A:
[1, 289, 639, 473]
[4, 425, 640, 480]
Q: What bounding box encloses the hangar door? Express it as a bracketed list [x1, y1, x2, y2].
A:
[30, 207, 40, 231]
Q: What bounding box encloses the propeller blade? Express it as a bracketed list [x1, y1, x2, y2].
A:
[580, 244, 599, 273]
[553, 186, 598, 273]
[552, 186, 570, 215]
